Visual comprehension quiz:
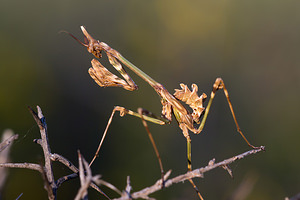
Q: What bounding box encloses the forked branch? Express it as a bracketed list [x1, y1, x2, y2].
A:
[0, 106, 111, 200]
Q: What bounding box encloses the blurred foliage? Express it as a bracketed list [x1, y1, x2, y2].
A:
[0, 0, 300, 199]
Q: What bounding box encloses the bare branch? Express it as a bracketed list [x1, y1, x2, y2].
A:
[75, 151, 104, 200]
[51, 153, 112, 199]
[0, 162, 43, 173]
[75, 151, 89, 200]
[56, 172, 110, 199]
[15, 193, 23, 200]
[0, 107, 112, 199]
[97, 179, 122, 196]
[50, 153, 78, 173]
[113, 147, 265, 200]
[0, 130, 18, 194]
[40, 162, 55, 199]
[28, 106, 56, 200]
[0, 130, 18, 152]
[56, 172, 79, 187]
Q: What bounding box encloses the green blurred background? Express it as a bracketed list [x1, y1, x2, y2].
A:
[0, 0, 299, 199]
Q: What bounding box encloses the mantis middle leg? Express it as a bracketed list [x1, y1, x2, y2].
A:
[89, 106, 169, 187]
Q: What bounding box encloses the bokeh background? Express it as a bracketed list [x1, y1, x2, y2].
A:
[0, 0, 299, 199]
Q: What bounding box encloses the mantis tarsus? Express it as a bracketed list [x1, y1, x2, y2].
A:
[69, 26, 263, 199]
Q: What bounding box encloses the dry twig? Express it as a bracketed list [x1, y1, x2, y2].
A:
[75, 151, 102, 200]
[0, 130, 18, 196]
[0, 106, 110, 200]
[0, 106, 265, 200]
[113, 147, 265, 200]
[0, 130, 18, 153]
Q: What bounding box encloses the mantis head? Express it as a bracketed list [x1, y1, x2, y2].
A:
[63, 26, 104, 59]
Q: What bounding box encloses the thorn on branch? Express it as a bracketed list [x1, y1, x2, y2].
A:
[208, 158, 215, 166]
[33, 138, 42, 145]
[222, 165, 233, 178]
[28, 106, 46, 129]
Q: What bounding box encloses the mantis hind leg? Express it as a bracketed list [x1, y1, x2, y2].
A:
[197, 78, 259, 149]
[187, 138, 204, 200]
[180, 124, 204, 200]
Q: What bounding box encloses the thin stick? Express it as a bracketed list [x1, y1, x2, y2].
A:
[55, 172, 111, 198]
[0, 163, 43, 172]
[0, 130, 18, 193]
[28, 106, 111, 199]
[15, 193, 23, 200]
[28, 106, 56, 199]
[75, 151, 90, 200]
[0, 130, 18, 152]
[50, 153, 79, 172]
[28, 106, 56, 186]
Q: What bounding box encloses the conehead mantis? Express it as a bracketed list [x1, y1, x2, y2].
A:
[68, 26, 264, 199]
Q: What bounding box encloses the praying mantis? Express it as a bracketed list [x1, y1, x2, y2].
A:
[68, 26, 263, 199]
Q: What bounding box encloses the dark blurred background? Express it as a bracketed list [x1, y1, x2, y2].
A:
[0, 0, 299, 199]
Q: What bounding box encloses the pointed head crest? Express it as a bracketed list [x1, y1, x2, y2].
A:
[80, 26, 103, 59]
[64, 26, 103, 59]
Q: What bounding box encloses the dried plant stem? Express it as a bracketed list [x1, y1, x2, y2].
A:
[113, 147, 265, 200]
[0, 130, 18, 152]
[0, 130, 19, 196]
[29, 106, 110, 199]
[0, 106, 110, 200]
[0, 162, 43, 172]
[75, 151, 103, 200]
[50, 153, 79, 172]
[28, 106, 57, 199]
[31, 106, 115, 198]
